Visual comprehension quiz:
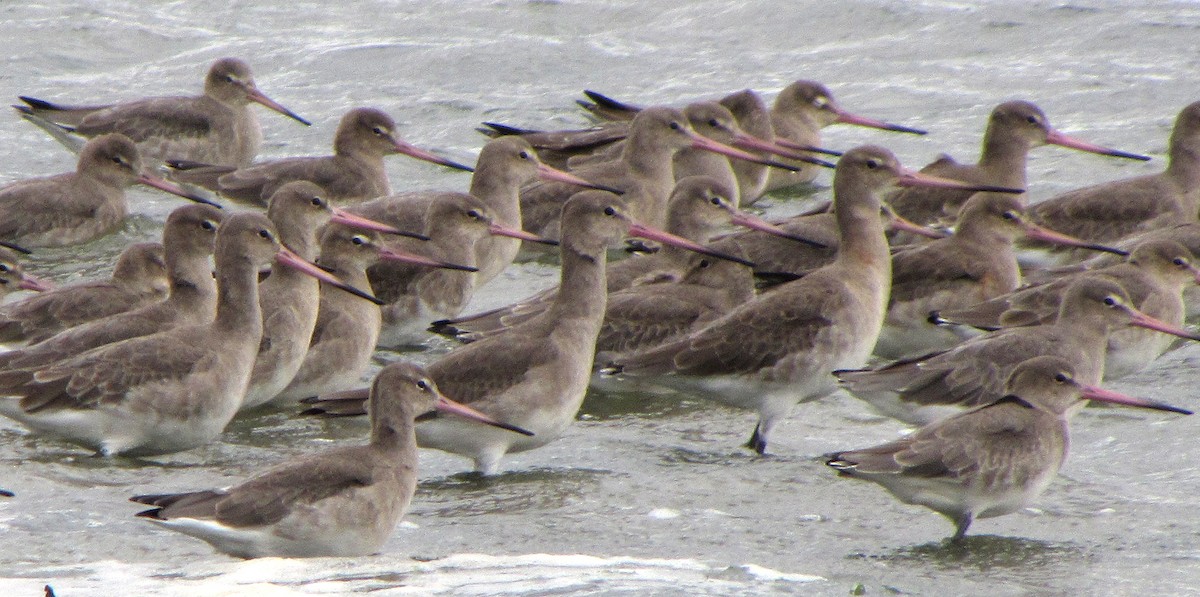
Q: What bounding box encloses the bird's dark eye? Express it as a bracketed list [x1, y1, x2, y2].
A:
[0, 264, 9, 273]
[467, 210, 481, 219]
[1103, 296, 1117, 306]
[1026, 115, 1039, 124]
[865, 159, 879, 169]
[310, 196, 324, 207]
[708, 119, 720, 127]
[518, 151, 531, 160]
[258, 229, 272, 240]
[668, 121, 681, 130]
[351, 235, 367, 246]
[603, 206, 616, 216]
[416, 379, 430, 391]
[372, 127, 385, 136]
[1174, 258, 1187, 266]
[698, 259, 711, 268]
[709, 197, 721, 205]
[201, 220, 216, 231]
[1002, 211, 1018, 221]
[1054, 372, 1068, 383]
[224, 75, 235, 83]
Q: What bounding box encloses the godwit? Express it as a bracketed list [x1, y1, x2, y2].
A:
[130, 362, 528, 558]
[604, 146, 1018, 453]
[168, 107, 472, 205]
[0, 134, 219, 247]
[887, 100, 1149, 228]
[837, 276, 1200, 425]
[828, 355, 1189, 542]
[0, 242, 167, 346]
[0, 212, 373, 456]
[1023, 101, 1200, 264]
[15, 57, 309, 168]
[304, 191, 721, 474]
[933, 239, 1200, 379]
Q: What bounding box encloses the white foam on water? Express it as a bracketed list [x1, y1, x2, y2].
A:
[647, 507, 680, 519]
[10, 553, 823, 596]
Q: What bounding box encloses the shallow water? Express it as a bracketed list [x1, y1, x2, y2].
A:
[3, 1, 1200, 595]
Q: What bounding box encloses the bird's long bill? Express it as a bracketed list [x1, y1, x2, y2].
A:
[688, 132, 800, 171]
[18, 273, 51, 292]
[885, 210, 949, 239]
[896, 169, 1025, 194]
[1044, 130, 1151, 161]
[0, 241, 32, 255]
[1126, 307, 1200, 341]
[488, 223, 559, 246]
[246, 87, 312, 126]
[436, 394, 536, 436]
[731, 134, 836, 169]
[729, 211, 827, 248]
[626, 222, 756, 267]
[536, 163, 624, 195]
[392, 138, 475, 172]
[1021, 222, 1128, 255]
[378, 246, 479, 272]
[772, 138, 844, 157]
[833, 108, 927, 135]
[330, 207, 429, 241]
[136, 173, 224, 208]
[1078, 383, 1192, 415]
[275, 246, 384, 305]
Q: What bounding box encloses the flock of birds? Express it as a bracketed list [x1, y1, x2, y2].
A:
[0, 56, 1197, 559]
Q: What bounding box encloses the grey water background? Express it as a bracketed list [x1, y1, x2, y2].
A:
[1, 1, 1199, 594]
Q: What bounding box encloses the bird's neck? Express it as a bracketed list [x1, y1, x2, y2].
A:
[370, 412, 417, 456]
[834, 202, 890, 274]
[213, 254, 264, 338]
[978, 135, 1032, 188]
[1166, 139, 1200, 190]
[164, 251, 218, 309]
[547, 244, 608, 327]
[468, 166, 521, 228]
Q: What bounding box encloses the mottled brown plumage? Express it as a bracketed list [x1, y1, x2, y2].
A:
[0, 242, 167, 346]
[610, 146, 1029, 452]
[1024, 102, 1200, 261]
[348, 136, 608, 290]
[0, 213, 302, 456]
[132, 362, 519, 558]
[936, 239, 1199, 378]
[520, 106, 770, 238]
[308, 192, 694, 474]
[888, 100, 1148, 227]
[168, 107, 471, 205]
[273, 225, 386, 403]
[876, 193, 1122, 359]
[0, 134, 211, 247]
[0, 204, 223, 372]
[837, 276, 1199, 425]
[596, 250, 754, 361]
[240, 181, 399, 411]
[829, 356, 1189, 541]
[608, 147, 902, 453]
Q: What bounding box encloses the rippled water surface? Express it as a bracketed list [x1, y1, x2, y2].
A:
[2, 1, 1200, 595]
